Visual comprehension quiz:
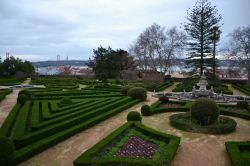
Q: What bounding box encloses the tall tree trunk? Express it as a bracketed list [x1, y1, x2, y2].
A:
[213, 40, 216, 77]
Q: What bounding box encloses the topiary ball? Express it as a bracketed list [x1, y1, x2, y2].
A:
[121, 85, 133, 95]
[159, 96, 169, 104]
[0, 137, 15, 166]
[17, 94, 28, 105]
[127, 87, 147, 101]
[60, 97, 72, 105]
[141, 105, 151, 116]
[191, 98, 219, 126]
[18, 90, 31, 99]
[127, 111, 142, 121]
[236, 101, 249, 109]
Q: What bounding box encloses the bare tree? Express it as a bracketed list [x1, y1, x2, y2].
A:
[227, 25, 250, 84]
[130, 23, 186, 74]
[164, 27, 186, 72]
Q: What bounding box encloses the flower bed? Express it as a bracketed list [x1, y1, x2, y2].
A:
[115, 135, 157, 159]
[74, 122, 180, 166]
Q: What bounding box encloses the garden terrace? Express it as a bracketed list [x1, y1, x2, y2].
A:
[128, 81, 173, 92]
[225, 141, 250, 166]
[0, 88, 140, 164]
[74, 121, 180, 166]
[232, 84, 250, 96]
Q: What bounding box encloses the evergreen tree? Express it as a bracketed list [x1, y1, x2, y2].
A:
[184, 0, 222, 76]
[88, 46, 134, 82]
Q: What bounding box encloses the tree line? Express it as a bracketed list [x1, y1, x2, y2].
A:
[0, 56, 35, 77]
[89, 0, 250, 84]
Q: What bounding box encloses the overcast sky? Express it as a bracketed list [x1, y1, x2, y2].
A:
[0, 0, 249, 62]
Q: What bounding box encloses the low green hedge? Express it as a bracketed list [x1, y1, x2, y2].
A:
[14, 97, 133, 148]
[13, 99, 140, 164]
[225, 141, 250, 166]
[232, 84, 250, 96]
[170, 113, 237, 134]
[73, 122, 180, 166]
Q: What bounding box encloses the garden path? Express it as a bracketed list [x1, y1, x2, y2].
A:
[227, 84, 247, 96]
[0, 78, 30, 127]
[143, 113, 250, 166]
[0, 89, 20, 127]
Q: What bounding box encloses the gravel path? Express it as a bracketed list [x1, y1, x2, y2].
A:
[143, 113, 250, 166]
[0, 89, 20, 127]
[227, 84, 247, 96]
[0, 78, 30, 127]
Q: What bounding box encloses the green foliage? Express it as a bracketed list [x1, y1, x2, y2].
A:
[18, 90, 31, 99]
[88, 46, 134, 82]
[127, 111, 142, 121]
[159, 96, 169, 104]
[128, 87, 147, 101]
[141, 105, 151, 116]
[184, 0, 222, 75]
[191, 98, 219, 125]
[0, 137, 15, 166]
[232, 84, 250, 96]
[172, 78, 197, 92]
[121, 85, 133, 95]
[0, 89, 13, 102]
[73, 122, 180, 166]
[236, 101, 249, 109]
[226, 141, 250, 166]
[0, 87, 140, 164]
[17, 94, 29, 105]
[60, 97, 72, 105]
[0, 56, 34, 76]
[0, 137, 15, 158]
[170, 113, 236, 134]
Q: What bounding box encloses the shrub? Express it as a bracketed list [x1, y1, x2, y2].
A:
[0, 137, 15, 166]
[141, 105, 151, 116]
[18, 90, 31, 99]
[128, 87, 147, 101]
[159, 96, 169, 104]
[236, 101, 249, 109]
[191, 98, 219, 126]
[127, 111, 142, 121]
[60, 97, 72, 105]
[17, 94, 28, 105]
[121, 85, 133, 95]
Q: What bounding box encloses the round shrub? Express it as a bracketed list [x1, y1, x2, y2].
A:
[191, 98, 219, 126]
[132, 83, 145, 88]
[127, 111, 142, 121]
[60, 97, 72, 105]
[159, 96, 169, 104]
[0, 137, 15, 166]
[141, 105, 151, 116]
[121, 85, 133, 95]
[236, 101, 249, 109]
[17, 94, 28, 105]
[128, 87, 147, 101]
[18, 90, 31, 99]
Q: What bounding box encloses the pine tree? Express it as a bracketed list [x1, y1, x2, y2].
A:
[184, 0, 222, 76]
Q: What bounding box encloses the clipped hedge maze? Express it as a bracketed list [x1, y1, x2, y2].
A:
[74, 122, 180, 166]
[226, 141, 250, 166]
[0, 89, 140, 164]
